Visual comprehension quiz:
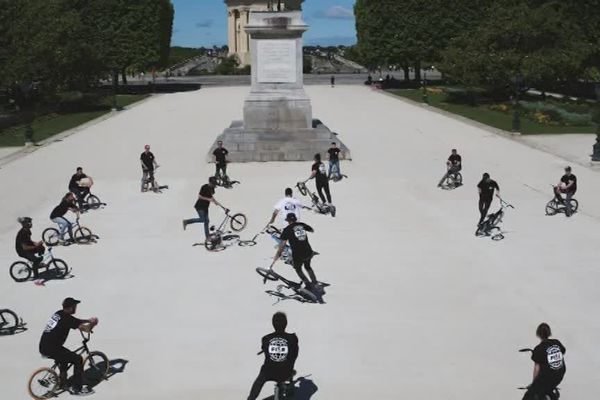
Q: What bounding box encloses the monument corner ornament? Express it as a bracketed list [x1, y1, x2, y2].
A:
[211, 0, 351, 162]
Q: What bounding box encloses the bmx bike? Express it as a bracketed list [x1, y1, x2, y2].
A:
[296, 181, 336, 217]
[440, 170, 462, 190]
[214, 169, 240, 189]
[545, 187, 578, 216]
[77, 191, 105, 212]
[0, 308, 25, 334]
[475, 198, 514, 241]
[518, 348, 561, 400]
[42, 217, 96, 246]
[28, 331, 109, 400]
[204, 207, 247, 251]
[256, 267, 326, 304]
[9, 248, 69, 282]
[142, 166, 169, 193]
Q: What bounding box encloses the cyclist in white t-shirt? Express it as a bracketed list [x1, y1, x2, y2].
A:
[267, 188, 309, 227]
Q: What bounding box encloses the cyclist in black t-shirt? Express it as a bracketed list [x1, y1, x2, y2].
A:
[308, 153, 332, 204]
[140, 144, 159, 192]
[50, 192, 79, 241]
[247, 312, 299, 400]
[523, 323, 566, 400]
[39, 298, 98, 396]
[182, 177, 226, 239]
[274, 213, 319, 288]
[212, 140, 229, 179]
[438, 149, 462, 187]
[15, 217, 44, 279]
[553, 166, 577, 217]
[68, 167, 90, 208]
[477, 173, 500, 225]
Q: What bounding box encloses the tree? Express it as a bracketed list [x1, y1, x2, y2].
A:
[440, 1, 590, 93]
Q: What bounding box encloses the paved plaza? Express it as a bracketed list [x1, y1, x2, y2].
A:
[1, 86, 600, 399]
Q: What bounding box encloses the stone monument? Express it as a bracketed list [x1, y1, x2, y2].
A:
[208, 1, 351, 162]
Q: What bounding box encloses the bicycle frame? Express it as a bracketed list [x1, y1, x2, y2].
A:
[47, 331, 93, 371]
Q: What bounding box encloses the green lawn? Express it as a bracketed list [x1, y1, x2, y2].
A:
[387, 89, 597, 135]
[0, 94, 149, 147]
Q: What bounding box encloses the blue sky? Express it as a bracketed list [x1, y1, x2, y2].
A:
[171, 0, 357, 47]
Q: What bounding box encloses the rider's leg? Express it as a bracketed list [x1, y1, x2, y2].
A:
[328, 161, 334, 178]
[247, 370, 268, 400]
[315, 181, 327, 203]
[292, 259, 312, 286]
[52, 347, 84, 391]
[438, 170, 451, 187]
[553, 186, 564, 203]
[565, 191, 573, 216]
[141, 170, 149, 191]
[52, 217, 69, 238]
[478, 198, 491, 225]
[183, 209, 210, 238]
[323, 182, 332, 203]
[23, 252, 42, 279]
[303, 257, 318, 284]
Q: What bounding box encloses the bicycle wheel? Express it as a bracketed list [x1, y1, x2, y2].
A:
[214, 175, 224, 187]
[222, 234, 240, 241]
[0, 309, 19, 333]
[453, 173, 463, 186]
[296, 182, 307, 196]
[9, 261, 31, 282]
[229, 213, 247, 232]
[74, 227, 93, 244]
[297, 287, 319, 303]
[48, 259, 69, 278]
[204, 238, 225, 252]
[28, 367, 59, 400]
[570, 199, 579, 212]
[83, 351, 110, 384]
[545, 200, 558, 216]
[86, 195, 101, 210]
[238, 240, 257, 247]
[256, 268, 279, 282]
[42, 228, 61, 247]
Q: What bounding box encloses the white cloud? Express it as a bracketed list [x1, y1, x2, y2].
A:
[314, 5, 354, 20]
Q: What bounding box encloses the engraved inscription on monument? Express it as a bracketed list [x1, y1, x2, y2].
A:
[257, 40, 296, 83]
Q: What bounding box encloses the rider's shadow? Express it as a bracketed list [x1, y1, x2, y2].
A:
[261, 376, 318, 400]
[84, 358, 129, 389]
[0, 322, 28, 336]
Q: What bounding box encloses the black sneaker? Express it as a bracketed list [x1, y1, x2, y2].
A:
[70, 386, 94, 396]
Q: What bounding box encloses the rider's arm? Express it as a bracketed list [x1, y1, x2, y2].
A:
[532, 362, 540, 381]
[268, 210, 279, 225]
[564, 178, 574, 190]
[22, 242, 39, 251]
[274, 240, 288, 260]
[78, 317, 98, 333]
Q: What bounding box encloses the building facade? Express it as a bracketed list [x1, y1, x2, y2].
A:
[224, 0, 301, 66]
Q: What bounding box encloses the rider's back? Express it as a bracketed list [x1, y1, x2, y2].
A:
[533, 338, 566, 382]
[260, 331, 299, 381]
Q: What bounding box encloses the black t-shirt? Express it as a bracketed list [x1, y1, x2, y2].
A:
[69, 173, 87, 189]
[39, 310, 85, 353]
[448, 154, 462, 168]
[213, 147, 229, 165]
[280, 222, 313, 261]
[560, 174, 577, 193]
[532, 339, 566, 380]
[478, 179, 499, 200]
[15, 227, 34, 256]
[50, 199, 75, 219]
[260, 331, 299, 379]
[312, 162, 328, 183]
[140, 151, 155, 171]
[194, 184, 214, 211]
[327, 148, 341, 161]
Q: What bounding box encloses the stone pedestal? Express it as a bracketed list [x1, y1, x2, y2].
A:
[208, 9, 351, 162]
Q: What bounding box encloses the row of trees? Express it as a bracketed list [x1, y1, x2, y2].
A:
[0, 0, 174, 99]
[355, 0, 600, 94]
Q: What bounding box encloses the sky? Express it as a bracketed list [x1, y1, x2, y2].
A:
[171, 0, 357, 48]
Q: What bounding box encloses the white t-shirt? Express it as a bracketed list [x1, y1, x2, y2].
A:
[274, 197, 304, 225]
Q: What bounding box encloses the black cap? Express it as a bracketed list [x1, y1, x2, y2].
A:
[62, 297, 81, 308]
[285, 213, 297, 222]
[565, 166, 572, 171]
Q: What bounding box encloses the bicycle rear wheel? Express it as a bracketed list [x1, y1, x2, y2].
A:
[9, 261, 31, 282]
[42, 228, 61, 247]
[256, 268, 279, 282]
[229, 213, 247, 232]
[83, 351, 110, 384]
[86, 195, 101, 210]
[0, 309, 19, 333]
[74, 227, 93, 244]
[48, 259, 69, 278]
[28, 367, 59, 400]
[570, 199, 579, 212]
[545, 200, 558, 216]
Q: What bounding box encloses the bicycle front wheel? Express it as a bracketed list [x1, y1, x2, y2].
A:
[83, 351, 110, 384]
[48, 259, 69, 278]
[545, 200, 557, 216]
[9, 261, 31, 282]
[42, 228, 61, 247]
[74, 227, 93, 244]
[229, 213, 247, 232]
[0, 309, 19, 333]
[256, 268, 279, 282]
[86, 195, 101, 210]
[570, 199, 579, 212]
[28, 367, 59, 400]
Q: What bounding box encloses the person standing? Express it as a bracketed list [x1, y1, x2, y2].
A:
[438, 149, 462, 187]
[39, 298, 98, 396]
[477, 173, 500, 225]
[522, 323, 566, 400]
[183, 177, 226, 240]
[140, 144, 159, 192]
[553, 166, 577, 217]
[15, 217, 44, 281]
[50, 193, 79, 240]
[212, 140, 229, 179]
[274, 213, 319, 288]
[308, 153, 332, 204]
[247, 312, 299, 400]
[330, 75, 335, 87]
[326, 142, 341, 178]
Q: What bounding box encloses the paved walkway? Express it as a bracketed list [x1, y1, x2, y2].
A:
[0, 86, 599, 400]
